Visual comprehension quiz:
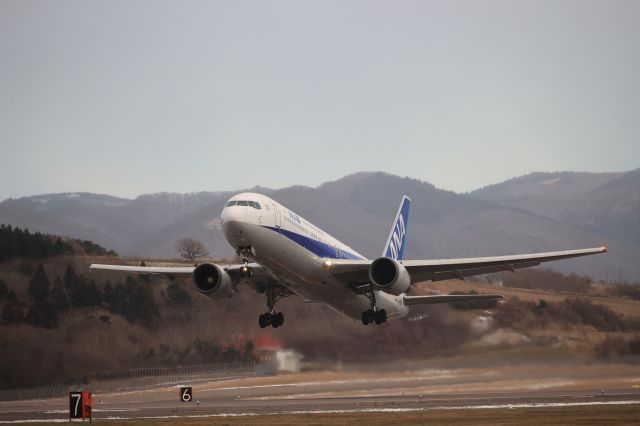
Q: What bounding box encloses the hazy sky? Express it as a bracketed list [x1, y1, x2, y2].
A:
[1, 0, 638, 200]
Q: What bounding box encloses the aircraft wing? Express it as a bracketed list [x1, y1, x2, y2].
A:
[90, 264, 196, 274]
[90, 261, 282, 298]
[327, 246, 607, 285]
[90, 262, 268, 279]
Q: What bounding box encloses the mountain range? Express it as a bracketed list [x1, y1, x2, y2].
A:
[1, 170, 638, 281]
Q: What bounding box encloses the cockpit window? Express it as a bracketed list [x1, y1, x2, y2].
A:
[232, 200, 262, 209]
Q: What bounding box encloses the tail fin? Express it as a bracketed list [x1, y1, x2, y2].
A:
[382, 195, 411, 260]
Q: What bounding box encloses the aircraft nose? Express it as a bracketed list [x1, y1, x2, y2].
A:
[221, 206, 243, 225]
[221, 206, 247, 246]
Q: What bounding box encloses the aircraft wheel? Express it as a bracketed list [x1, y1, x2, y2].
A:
[259, 313, 271, 328]
[271, 312, 284, 328]
[374, 309, 387, 324]
[361, 310, 375, 325]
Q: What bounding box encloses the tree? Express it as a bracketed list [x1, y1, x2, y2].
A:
[63, 264, 100, 308]
[50, 276, 69, 314]
[26, 301, 57, 328]
[2, 304, 22, 324]
[83, 280, 103, 307]
[103, 281, 115, 307]
[0, 279, 8, 299]
[0, 224, 73, 261]
[6, 289, 19, 305]
[63, 264, 79, 290]
[167, 281, 192, 306]
[175, 238, 209, 261]
[1, 288, 23, 324]
[106, 276, 159, 327]
[27, 264, 50, 303]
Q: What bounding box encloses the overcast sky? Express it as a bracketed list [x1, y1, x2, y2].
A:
[1, 0, 638, 200]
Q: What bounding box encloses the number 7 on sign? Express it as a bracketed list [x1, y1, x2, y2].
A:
[69, 392, 82, 419]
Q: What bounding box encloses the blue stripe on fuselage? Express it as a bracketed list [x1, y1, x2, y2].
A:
[262, 226, 365, 260]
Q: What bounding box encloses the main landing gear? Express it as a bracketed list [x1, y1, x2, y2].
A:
[258, 283, 289, 329]
[362, 309, 387, 325]
[361, 290, 387, 325]
[259, 311, 284, 328]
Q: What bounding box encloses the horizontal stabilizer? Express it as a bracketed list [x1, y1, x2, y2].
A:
[403, 293, 503, 306]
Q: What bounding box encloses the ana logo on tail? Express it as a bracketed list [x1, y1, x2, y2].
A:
[383, 195, 411, 260]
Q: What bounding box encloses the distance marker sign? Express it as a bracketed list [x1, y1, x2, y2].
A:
[69, 391, 92, 420]
[180, 386, 193, 402]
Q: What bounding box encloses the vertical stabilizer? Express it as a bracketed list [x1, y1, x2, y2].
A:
[382, 195, 411, 260]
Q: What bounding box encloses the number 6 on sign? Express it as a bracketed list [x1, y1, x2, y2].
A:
[180, 386, 192, 402]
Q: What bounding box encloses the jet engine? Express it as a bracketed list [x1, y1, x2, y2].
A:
[368, 257, 411, 295]
[192, 263, 234, 298]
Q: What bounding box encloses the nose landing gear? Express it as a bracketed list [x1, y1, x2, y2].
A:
[237, 246, 253, 278]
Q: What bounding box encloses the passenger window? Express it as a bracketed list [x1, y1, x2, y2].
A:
[225, 201, 237, 207]
[254, 202, 261, 209]
[237, 200, 248, 206]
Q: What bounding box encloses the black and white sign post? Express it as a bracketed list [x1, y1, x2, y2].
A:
[69, 391, 92, 422]
[180, 386, 193, 402]
[69, 392, 83, 420]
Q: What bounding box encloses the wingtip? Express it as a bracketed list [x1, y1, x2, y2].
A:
[600, 246, 608, 253]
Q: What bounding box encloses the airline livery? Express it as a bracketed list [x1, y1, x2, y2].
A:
[91, 193, 607, 328]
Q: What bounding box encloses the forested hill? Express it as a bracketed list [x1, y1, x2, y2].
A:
[1, 230, 639, 390]
[0, 224, 117, 262]
[0, 248, 252, 387]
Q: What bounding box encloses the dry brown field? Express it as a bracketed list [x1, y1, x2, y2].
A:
[417, 280, 640, 318]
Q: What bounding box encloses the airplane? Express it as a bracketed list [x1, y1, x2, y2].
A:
[91, 192, 607, 328]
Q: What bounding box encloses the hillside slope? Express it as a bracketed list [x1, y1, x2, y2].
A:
[471, 169, 640, 247]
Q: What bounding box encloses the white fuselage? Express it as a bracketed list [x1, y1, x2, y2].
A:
[220, 193, 409, 321]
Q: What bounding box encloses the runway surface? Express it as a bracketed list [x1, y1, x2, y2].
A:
[2, 364, 640, 422]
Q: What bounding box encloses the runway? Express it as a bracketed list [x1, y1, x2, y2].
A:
[2, 364, 640, 422]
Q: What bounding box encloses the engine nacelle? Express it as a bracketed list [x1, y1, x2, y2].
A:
[192, 263, 234, 299]
[368, 257, 411, 295]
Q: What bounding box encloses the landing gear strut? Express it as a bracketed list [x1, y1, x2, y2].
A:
[237, 246, 253, 278]
[258, 284, 288, 329]
[361, 289, 387, 325]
